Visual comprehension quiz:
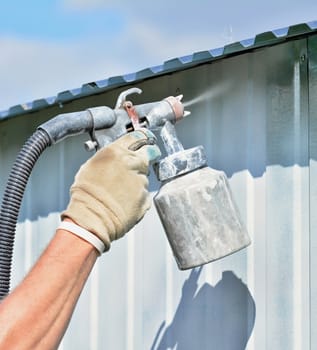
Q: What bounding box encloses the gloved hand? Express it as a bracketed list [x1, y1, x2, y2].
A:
[61, 129, 161, 251]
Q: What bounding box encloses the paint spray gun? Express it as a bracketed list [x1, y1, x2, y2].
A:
[0, 88, 250, 299]
[35, 87, 251, 269]
[40, 87, 250, 269]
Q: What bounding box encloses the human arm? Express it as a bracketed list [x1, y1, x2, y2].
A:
[0, 129, 161, 350]
[0, 222, 98, 350]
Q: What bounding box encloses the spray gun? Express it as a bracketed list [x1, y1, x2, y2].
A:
[0, 87, 250, 300]
[38, 87, 187, 149]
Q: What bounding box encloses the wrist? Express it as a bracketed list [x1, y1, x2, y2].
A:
[58, 219, 106, 255]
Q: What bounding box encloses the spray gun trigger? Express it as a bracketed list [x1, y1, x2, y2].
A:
[125, 116, 148, 133]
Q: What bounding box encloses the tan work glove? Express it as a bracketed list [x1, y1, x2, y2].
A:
[61, 129, 161, 251]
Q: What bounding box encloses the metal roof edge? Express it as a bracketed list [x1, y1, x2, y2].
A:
[1, 20, 317, 122]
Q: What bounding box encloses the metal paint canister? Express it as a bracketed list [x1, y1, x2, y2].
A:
[154, 122, 251, 270]
[154, 166, 251, 270]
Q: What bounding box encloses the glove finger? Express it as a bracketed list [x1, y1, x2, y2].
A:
[128, 129, 161, 164]
[116, 128, 161, 165]
[116, 128, 156, 149]
[134, 144, 161, 165]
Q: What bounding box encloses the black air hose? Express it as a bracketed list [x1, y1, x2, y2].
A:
[0, 129, 51, 300]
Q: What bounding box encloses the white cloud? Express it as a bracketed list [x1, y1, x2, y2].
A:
[123, 21, 227, 62]
[0, 36, 125, 110]
[2, 0, 316, 112]
[0, 18, 225, 111]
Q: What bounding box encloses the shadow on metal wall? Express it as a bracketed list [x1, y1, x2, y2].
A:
[151, 269, 256, 350]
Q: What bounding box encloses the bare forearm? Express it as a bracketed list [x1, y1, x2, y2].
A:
[0, 227, 98, 350]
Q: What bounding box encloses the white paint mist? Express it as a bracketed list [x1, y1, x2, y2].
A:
[183, 82, 231, 108]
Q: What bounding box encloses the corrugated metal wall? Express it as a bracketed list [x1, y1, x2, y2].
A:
[1, 34, 317, 349]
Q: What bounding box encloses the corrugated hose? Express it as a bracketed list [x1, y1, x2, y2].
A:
[0, 129, 51, 300]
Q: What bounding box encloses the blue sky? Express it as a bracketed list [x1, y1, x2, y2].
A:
[1, 0, 317, 110]
[0, 1, 125, 40]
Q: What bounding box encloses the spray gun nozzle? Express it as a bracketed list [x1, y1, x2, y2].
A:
[164, 96, 185, 122]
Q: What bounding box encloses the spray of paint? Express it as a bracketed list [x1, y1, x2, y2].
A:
[183, 82, 231, 108]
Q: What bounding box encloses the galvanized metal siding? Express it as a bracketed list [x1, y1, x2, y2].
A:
[308, 34, 317, 350]
[0, 36, 316, 349]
